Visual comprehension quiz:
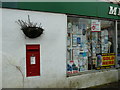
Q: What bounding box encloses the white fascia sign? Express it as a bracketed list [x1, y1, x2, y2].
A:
[109, 6, 120, 16]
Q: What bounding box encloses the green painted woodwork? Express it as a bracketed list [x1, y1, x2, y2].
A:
[2, 2, 120, 20]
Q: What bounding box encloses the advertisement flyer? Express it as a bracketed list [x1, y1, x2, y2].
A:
[73, 60, 79, 73]
[67, 60, 73, 74]
[72, 34, 77, 46]
[97, 55, 102, 67]
[67, 37, 71, 47]
[77, 37, 81, 45]
[67, 49, 71, 61]
[67, 60, 79, 74]
[91, 20, 101, 32]
[101, 53, 115, 66]
[73, 49, 79, 60]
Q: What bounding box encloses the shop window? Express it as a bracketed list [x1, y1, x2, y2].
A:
[117, 22, 120, 67]
[67, 17, 116, 75]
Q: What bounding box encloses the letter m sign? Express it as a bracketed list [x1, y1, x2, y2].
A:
[109, 6, 117, 15]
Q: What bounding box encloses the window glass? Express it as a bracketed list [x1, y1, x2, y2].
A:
[67, 17, 116, 75]
[117, 21, 120, 67]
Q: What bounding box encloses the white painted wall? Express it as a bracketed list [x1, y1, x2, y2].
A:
[0, 6, 2, 90]
[2, 8, 67, 88]
[2, 8, 119, 88]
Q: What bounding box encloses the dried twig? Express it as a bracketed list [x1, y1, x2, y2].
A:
[16, 15, 43, 29]
[28, 15, 31, 25]
[16, 66, 24, 88]
[16, 15, 44, 38]
[6, 59, 24, 88]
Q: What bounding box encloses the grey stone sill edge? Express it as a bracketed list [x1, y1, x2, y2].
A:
[67, 68, 119, 77]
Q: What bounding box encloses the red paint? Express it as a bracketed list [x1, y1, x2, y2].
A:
[26, 45, 40, 77]
[70, 60, 74, 63]
[91, 31, 101, 32]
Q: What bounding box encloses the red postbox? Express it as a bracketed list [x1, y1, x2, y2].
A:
[26, 45, 40, 77]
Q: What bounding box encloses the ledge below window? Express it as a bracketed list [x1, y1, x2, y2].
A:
[67, 68, 117, 77]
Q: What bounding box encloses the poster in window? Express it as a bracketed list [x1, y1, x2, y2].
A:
[67, 60, 73, 74]
[72, 60, 79, 73]
[91, 20, 101, 32]
[97, 55, 102, 67]
[101, 53, 115, 66]
[72, 34, 77, 46]
[67, 49, 71, 60]
[68, 22, 72, 29]
[67, 37, 71, 47]
[77, 36, 81, 45]
[67, 22, 72, 33]
[73, 49, 78, 60]
[73, 25, 78, 33]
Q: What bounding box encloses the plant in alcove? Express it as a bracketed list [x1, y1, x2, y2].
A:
[16, 15, 44, 38]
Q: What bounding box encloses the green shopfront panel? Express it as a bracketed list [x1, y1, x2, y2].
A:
[2, 2, 120, 20]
